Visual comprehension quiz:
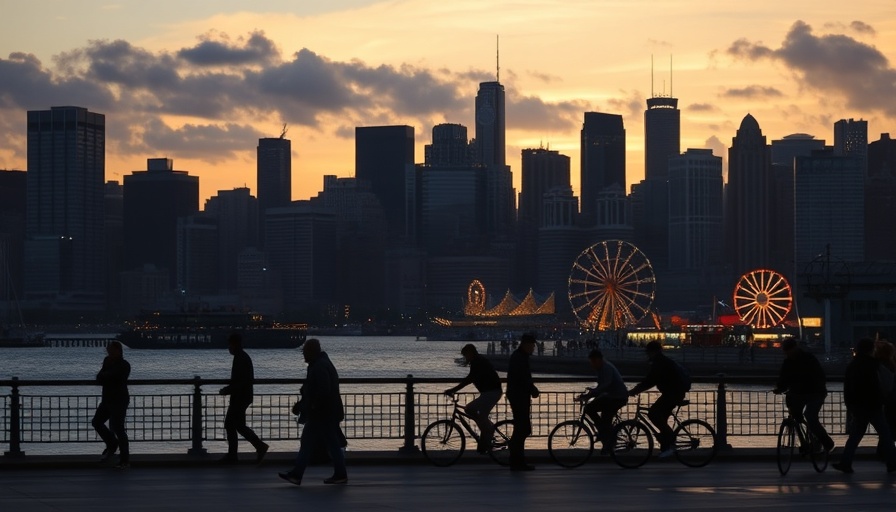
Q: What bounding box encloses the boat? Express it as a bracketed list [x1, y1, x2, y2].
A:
[116, 310, 307, 349]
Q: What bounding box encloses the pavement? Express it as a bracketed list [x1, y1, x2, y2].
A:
[2, 449, 896, 511]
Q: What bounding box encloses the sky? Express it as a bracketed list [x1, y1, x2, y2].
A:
[1, 0, 895, 204]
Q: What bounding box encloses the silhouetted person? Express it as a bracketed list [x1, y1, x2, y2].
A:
[92, 340, 130, 469]
[219, 332, 269, 464]
[628, 341, 691, 458]
[874, 339, 896, 456]
[578, 349, 628, 455]
[772, 338, 834, 453]
[444, 344, 503, 453]
[833, 338, 896, 473]
[506, 333, 539, 471]
[279, 338, 347, 485]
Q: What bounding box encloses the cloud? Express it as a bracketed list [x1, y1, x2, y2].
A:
[0, 31, 594, 167]
[687, 103, 717, 112]
[722, 85, 783, 98]
[727, 20, 896, 116]
[178, 31, 280, 66]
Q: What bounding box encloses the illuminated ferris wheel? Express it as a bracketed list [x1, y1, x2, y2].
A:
[733, 269, 793, 328]
[568, 240, 656, 330]
[465, 279, 487, 316]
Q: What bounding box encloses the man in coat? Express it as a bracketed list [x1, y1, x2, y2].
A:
[93, 340, 131, 469]
[219, 332, 269, 464]
[506, 333, 539, 471]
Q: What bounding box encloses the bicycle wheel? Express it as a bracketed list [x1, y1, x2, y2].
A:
[610, 420, 653, 469]
[804, 425, 829, 473]
[488, 419, 513, 466]
[776, 419, 796, 476]
[421, 420, 465, 467]
[548, 420, 594, 468]
[673, 419, 717, 468]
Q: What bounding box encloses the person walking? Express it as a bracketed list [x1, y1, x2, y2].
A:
[578, 349, 628, 455]
[279, 338, 348, 485]
[506, 333, 539, 471]
[444, 344, 503, 453]
[832, 338, 896, 473]
[771, 338, 835, 453]
[219, 332, 269, 464]
[628, 341, 691, 458]
[92, 340, 131, 469]
[874, 339, 896, 456]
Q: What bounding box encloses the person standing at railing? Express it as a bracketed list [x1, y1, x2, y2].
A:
[873, 339, 896, 457]
[92, 340, 130, 469]
[577, 349, 628, 455]
[444, 343, 503, 454]
[833, 338, 896, 473]
[628, 341, 691, 458]
[771, 337, 835, 454]
[219, 332, 269, 464]
[279, 338, 348, 486]
[506, 333, 539, 471]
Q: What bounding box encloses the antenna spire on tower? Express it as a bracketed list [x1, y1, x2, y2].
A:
[651, 54, 654, 98]
[496, 35, 500, 82]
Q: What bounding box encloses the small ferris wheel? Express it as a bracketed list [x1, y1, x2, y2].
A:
[733, 269, 793, 328]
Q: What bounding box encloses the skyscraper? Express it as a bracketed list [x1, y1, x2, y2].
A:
[475, 81, 506, 168]
[256, 137, 292, 247]
[205, 187, 259, 293]
[866, 133, 896, 261]
[644, 97, 680, 182]
[518, 148, 571, 288]
[425, 123, 473, 167]
[580, 112, 626, 227]
[25, 106, 105, 305]
[834, 118, 868, 174]
[123, 158, 199, 290]
[355, 125, 415, 241]
[726, 114, 772, 275]
[794, 151, 864, 265]
[667, 149, 723, 270]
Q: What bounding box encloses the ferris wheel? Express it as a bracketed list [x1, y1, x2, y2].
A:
[465, 279, 487, 316]
[733, 269, 793, 328]
[568, 240, 656, 330]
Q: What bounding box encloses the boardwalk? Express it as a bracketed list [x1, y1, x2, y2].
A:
[3, 455, 895, 511]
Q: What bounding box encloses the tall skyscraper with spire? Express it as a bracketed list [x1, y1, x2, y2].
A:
[726, 114, 772, 275]
[25, 106, 106, 306]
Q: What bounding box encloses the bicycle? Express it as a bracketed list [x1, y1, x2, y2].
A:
[421, 394, 514, 467]
[548, 394, 641, 468]
[774, 392, 829, 475]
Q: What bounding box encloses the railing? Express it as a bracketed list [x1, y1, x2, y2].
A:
[1, 375, 851, 458]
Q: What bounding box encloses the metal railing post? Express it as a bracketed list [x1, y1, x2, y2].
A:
[4, 377, 24, 457]
[187, 375, 207, 455]
[715, 373, 732, 450]
[399, 374, 418, 453]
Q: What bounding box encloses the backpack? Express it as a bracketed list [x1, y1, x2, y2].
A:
[675, 360, 692, 392]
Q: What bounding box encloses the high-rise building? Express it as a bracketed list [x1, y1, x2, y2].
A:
[103, 180, 124, 315]
[518, 148, 571, 289]
[355, 125, 415, 241]
[25, 106, 105, 306]
[794, 151, 864, 265]
[417, 165, 484, 255]
[537, 186, 584, 314]
[580, 112, 626, 227]
[667, 149, 723, 270]
[205, 187, 259, 293]
[726, 114, 772, 275]
[644, 97, 680, 182]
[425, 124, 473, 167]
[0, 170, 26, 306]
[123, 158, 199, 290]
[866, 133, 896, 261]
[256, 137, 292, 247]
[834, 118, 868, 174]
[176, 214, 218, 295]
[475, 81, 506, 168]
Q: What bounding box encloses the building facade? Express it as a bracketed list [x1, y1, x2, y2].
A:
[580, 112, 626, 228]
[667, 149, 723, 270]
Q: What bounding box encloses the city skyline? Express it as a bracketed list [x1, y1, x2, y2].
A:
[2, 1, 895, 203]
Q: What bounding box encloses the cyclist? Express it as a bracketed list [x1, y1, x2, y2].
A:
[772, 337, 835, 453]
[628, 341, 691, 458]
[445, 343, 503, 453]
[577, 349, 628, 455]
